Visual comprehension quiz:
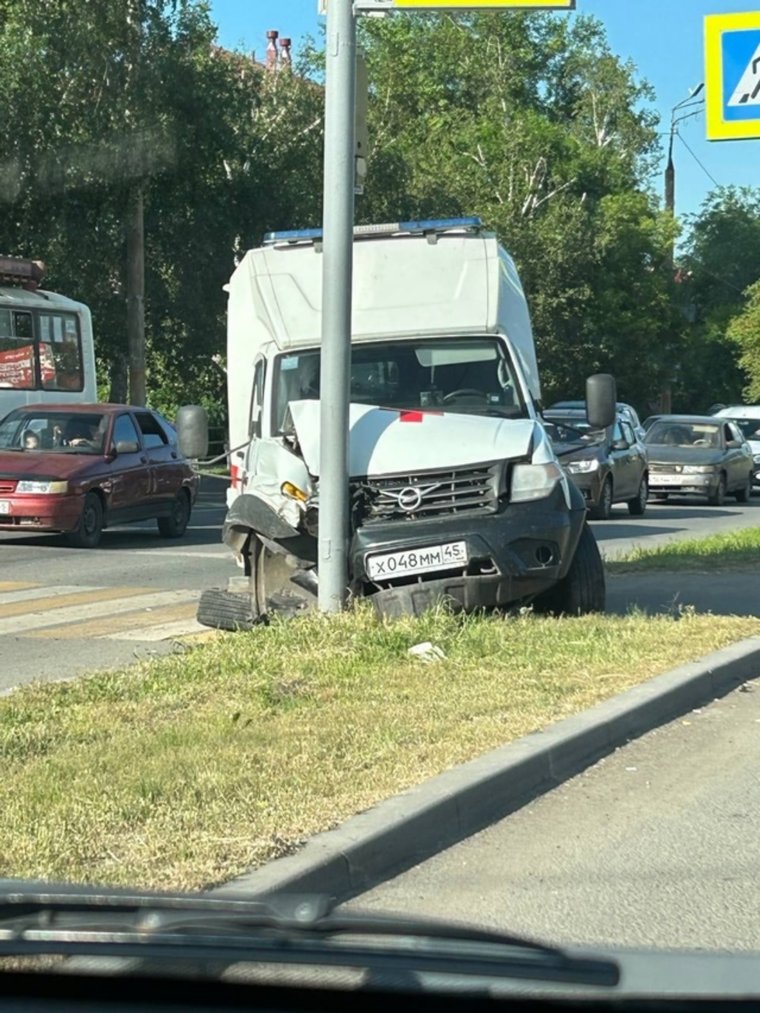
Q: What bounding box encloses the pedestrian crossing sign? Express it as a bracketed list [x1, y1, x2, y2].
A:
[705, 11, 760, 141]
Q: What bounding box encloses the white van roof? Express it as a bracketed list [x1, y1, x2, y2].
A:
[226, 218, 541, 400]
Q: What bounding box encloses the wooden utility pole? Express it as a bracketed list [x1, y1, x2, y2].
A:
[126, 182, 146, 406]
[125, 0, 146, 406]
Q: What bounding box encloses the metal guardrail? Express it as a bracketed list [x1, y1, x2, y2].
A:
[196, 425, 230, 478]
[208, 425, 228, 461]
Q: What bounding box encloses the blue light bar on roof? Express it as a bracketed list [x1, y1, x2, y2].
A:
[263, 217, 483, 245]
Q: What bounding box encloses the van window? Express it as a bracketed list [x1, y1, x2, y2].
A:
[272, 337, 527, 432]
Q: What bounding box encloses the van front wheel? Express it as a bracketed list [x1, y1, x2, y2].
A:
[251, 540, 316, 620]
[531, 524, 605, 616]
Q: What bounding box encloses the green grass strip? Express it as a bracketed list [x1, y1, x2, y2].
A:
[607, 526, 760, 573]
[2, 606, 758, 892]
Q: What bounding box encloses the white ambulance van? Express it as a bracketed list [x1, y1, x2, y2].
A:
[185, 218, 615, 627]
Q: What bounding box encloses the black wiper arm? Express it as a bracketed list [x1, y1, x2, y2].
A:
[0, 885, 619, 987]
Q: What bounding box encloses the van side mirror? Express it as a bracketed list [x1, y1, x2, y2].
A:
[586, 374, 617, 430]
[176, 404, 209, 460]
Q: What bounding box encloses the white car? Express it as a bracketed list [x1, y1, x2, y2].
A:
[714, 406, 760, 489]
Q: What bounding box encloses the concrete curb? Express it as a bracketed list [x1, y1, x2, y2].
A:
[217, 636, 760, 903]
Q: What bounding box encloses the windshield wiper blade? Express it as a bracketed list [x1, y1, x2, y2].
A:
[0, 885, 619, 987]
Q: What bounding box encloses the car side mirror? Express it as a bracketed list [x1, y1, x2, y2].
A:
[114, 439, 140, 455]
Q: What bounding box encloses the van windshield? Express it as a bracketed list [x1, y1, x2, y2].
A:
[273, 337, 527, 432]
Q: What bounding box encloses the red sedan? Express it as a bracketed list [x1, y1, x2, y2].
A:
[0, 404, 200, 548]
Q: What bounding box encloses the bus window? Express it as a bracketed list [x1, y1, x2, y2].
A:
[0, 309, 35, 390]
[39, 313, 83, 391]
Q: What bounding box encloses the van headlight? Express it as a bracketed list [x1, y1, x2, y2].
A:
[510, 462, 564, 503]
[16, 480, 69, 494]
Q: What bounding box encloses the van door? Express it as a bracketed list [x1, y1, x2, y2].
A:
[233, 356, 266, 498]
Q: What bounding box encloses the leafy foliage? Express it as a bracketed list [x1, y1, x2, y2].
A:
[354, 12, 674, 411]
[0, 5, 744, 420]
[677, 187, 760, 409]
[728, 281, 760, 403]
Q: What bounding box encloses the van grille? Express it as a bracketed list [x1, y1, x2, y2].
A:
[353, 464, 499, 525]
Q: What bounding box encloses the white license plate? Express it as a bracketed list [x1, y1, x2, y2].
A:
[367, 541, 468, 580]
[652, 474, 684, 486]
[0, 501, 9, 515]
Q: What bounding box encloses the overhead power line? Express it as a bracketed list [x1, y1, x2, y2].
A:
[676, 133, 721, 188]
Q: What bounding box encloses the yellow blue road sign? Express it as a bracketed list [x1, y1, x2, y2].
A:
[705, 11, 760, 141]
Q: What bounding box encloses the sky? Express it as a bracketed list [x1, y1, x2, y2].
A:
[208, 0, 759, 223]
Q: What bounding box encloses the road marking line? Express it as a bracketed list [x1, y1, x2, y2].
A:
[0, 586, 153, 620]
[0, 581, 40, 593]
[128, 550, 230, 559]
[0, 589, 198, 637]
[28, 601, 200, 640]
[0, 585, 100, 605]
[108, 616, 210, 642]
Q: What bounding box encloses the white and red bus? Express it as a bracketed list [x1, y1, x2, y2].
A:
[0, 256, 96, 420]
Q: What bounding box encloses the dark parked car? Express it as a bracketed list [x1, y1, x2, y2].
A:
[544, 411, 649, 520]
[0, 403, 199, 547]
[644, 415, 753, 506]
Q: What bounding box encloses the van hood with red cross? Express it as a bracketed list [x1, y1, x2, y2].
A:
[287, 400, 539, 477]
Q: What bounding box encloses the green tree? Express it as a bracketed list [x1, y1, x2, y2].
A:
[354, 12, 675, 412]
[0, 2, 325, 414]
[677, 186, 760, 409]
[727, 280, 760, 402]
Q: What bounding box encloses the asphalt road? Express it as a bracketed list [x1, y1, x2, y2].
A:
[589, 492, 760, 559]
[347, 679, 760, 953]
[0, 483, 758, 692]
[0, 475, 232, 692]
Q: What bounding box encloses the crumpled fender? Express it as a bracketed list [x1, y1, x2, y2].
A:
[222, 492, 300, 554]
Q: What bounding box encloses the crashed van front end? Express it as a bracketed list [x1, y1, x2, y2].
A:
[207, 399, 587, 626]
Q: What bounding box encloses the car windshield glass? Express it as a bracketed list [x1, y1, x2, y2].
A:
[645, 421, 721, 448]
[730, 418, 760, 441]
[0, 409, 106, 453]
[7, 0, 760, 994]
[272, 337, 527, 431]
[545, 416, 605, 445]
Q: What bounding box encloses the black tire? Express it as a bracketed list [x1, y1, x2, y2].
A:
[196, 589, 255, 631]
[158, 489, 191, 538]
[532, 523, 605, 616]
[589, 476, 613, 520]
[735, 475, 752, 503]
[67, 492, 104, 549]
[627, 475, 648, 517]
[708, 474, 726, 507]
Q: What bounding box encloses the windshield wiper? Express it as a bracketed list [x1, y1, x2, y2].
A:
[0, 885, 619, 987]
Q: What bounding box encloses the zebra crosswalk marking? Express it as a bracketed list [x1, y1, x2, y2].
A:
[29, 600, 199, 640]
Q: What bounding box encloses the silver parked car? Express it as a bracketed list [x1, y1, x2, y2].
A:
[644, 415, 753, 506]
